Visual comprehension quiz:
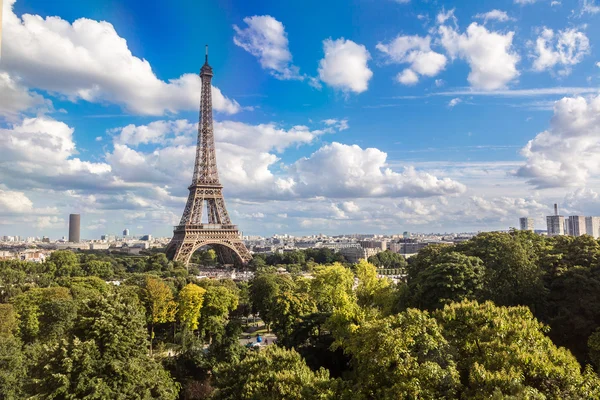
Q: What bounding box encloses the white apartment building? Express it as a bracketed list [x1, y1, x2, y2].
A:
[519, 217, 534, 231]
[568, 216, 587, 236]
[586, 216, 600, 238]
[546, 215, 565, 236]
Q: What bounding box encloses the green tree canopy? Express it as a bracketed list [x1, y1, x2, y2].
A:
[178, 283, 206, 332]
[435, 300, 600, 399]
[28, 290, 179, 399]
[212, 346, 332, 400]
[408, 252, 486, 310]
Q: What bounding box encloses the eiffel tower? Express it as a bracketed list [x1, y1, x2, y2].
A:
[166, 46, 252, 266]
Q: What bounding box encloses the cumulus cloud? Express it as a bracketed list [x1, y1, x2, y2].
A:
[582, 0, 600, 14]
[448, 98, 462, 108]
[514, 0, 539, 4]
[289, 142, 466, 198]
[439, 23, 520, 90]
[233, 15, 303, 80]
[318, 38, 373, 94]
[531, 28, 590, 75]
[517, 95, 600, 188]
[0, 189, 34, 214]
[0, 72, 49, 118]
[0, 117, 113, 191]
[376, 35, 447, 85]
[105, 121, 464, 201]
[474, 10, 513, 23]
[112, 120, 195, 147]
[1, 0, 241, 115]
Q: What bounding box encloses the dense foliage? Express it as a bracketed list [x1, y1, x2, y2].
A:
[2, 230, 600, 399]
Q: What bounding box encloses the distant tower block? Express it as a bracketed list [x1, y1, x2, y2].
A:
[519, 217, 534, 231]
[166, 45, 252, 266]
[123, 229, 130, 236]
[69, 214, 81, 243]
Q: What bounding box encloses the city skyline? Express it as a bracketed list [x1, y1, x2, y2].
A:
[2, 0, 600, 239]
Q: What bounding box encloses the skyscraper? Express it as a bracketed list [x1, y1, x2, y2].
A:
[546, 204, 564, 237]
[519, 217, 534, 231]
[69, 214, 81, 243]
[585, 216, 600, 238]
[123, 229, 130, 236]
[568, 216, 586, 236]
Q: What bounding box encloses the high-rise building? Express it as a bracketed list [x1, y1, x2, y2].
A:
[585, 216, 600, 238]
[519, 217, 534, 231]
[568, 216, 586, 236]
[69, 214, 81, 243]
[546, 204, 564, 237]
[123, 229, 130, 236]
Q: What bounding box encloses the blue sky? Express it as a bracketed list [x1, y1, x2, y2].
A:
[1, 0, 600, 239]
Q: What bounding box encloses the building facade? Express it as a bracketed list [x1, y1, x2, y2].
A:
[568, 216, 586, 236]
[586, 216, 600, 238]
[69, 214, 81, 243]
[519, 217, 534, 231]
[546, 215, 565, 236]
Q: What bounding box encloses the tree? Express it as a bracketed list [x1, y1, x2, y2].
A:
[143, 277, 177, 355]
[212, 346, 332, 400]
[82, 260, 114, 279]
[249, 271, 293, 329]
[310, 263, 355, 313]
[45, 250, 80, 277]
[544, 265, 600, 364]
[408, 252, 485, 310]
[368, 250, 407, 270]
[458, 232, 546, 310]
[270, 287, 317, 339]
[0, 336, 26, 400]
[0, 304, 18, 338]
[199, 284, 239, 343]
[435, 300, 600, 398]
[342, 308, 461, 399]
[12, 286, 72, 343]
[178, 283, 206, 332]
[28, 291, 180, 399]
[354, 260, 395, 313]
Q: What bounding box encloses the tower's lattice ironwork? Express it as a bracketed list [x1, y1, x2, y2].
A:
[166, 46, 252, 266]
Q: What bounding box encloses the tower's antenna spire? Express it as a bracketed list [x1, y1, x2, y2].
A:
[205, 44, 208, 64]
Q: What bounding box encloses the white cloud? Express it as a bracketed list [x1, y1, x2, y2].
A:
[582, 0, 600, 14]
[474, 10, 513, 23]
[397, 69, 420, 85]
[531, 28, 590, 75]
[318, 38, 373, 94]
[439, 23, 520, 90]
[448, 98, 462, 108]
[322, 119, 349, 131]
[105, 121, 464, 201]
[0, 72, 49, 118]
[514, 0, 538, 4]
[376, 35, 447, 85]
[105, 119, 345, 199]
[0, 117, 112, 191]
[436, 9, 456, 25]
[233, 15, 302, 80]
[112, 120, 195, 147]
[517, 95, 600, 188]
[434, 87, 600, 97]
[1, 0, 241, 115]
[0, 189, 34, 213]
[289, 142, 466, 198]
